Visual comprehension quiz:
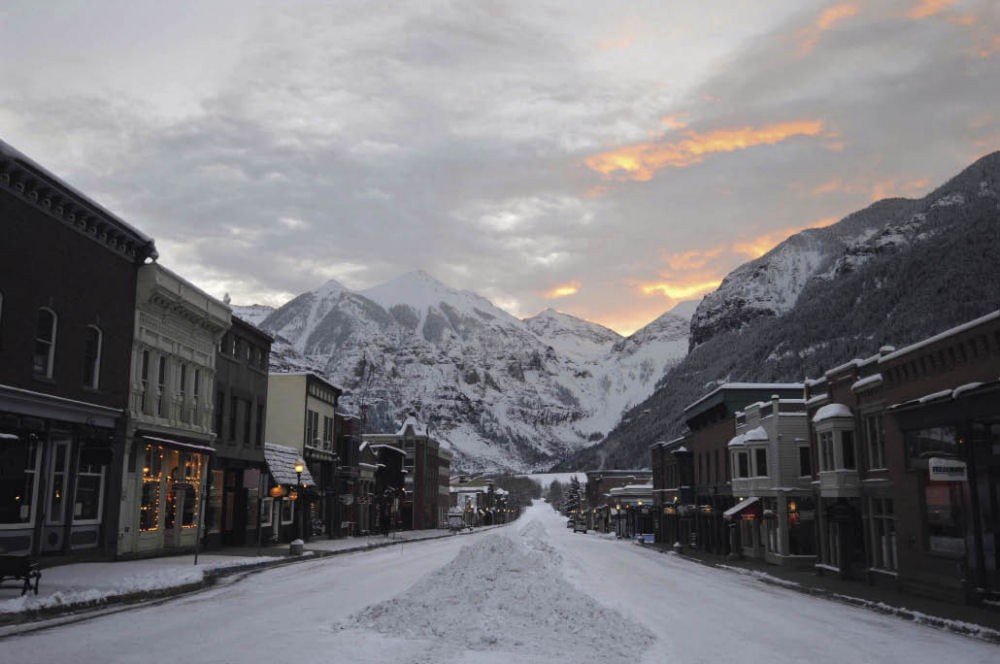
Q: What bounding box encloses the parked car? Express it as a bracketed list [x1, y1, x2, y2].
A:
[566, 519, 575, 528]
[573, 521, 587, 533]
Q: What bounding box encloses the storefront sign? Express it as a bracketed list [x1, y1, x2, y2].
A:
[928, 457, 967, 482]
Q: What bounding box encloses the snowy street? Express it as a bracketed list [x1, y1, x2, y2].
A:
[3, 502, 997, 664]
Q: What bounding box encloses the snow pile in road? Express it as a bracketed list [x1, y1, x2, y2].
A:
[345, 522, 653, 662]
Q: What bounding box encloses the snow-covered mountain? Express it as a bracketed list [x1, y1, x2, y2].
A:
[252, 271, 689, 472]
[232, 304, 276, 327]
[560, 150, 1000, 471]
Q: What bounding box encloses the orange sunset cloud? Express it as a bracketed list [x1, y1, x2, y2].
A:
[586, 120, 827, 182]
[797, 3, 860, 55]
[908, 0, 957, 20]
[544, 282, 580, 299]
[640, 280, 722, 300]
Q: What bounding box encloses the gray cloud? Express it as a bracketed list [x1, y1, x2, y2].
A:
[1, 0, 995, 333]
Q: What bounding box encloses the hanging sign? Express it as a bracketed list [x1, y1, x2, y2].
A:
[928, 457, 967, 482]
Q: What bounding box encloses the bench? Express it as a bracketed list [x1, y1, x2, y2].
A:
[0, 554, 41, 596]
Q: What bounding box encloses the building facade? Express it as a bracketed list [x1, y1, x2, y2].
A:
[265, 372, 341, 539]
[205, 316, 272, 548]
[0, 140, 157, 560]
[118, 263, 230, 558]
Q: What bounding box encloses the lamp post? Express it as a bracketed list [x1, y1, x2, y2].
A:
[294, 458, 305, 541]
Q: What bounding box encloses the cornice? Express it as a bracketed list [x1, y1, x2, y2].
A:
[0, 144, 157, 264]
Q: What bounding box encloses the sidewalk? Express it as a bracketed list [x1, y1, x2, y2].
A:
[648, 541, 1000, 644]
[0, 528, 463, 627]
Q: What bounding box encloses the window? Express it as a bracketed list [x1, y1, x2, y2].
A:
[243, 399, 252, 446]
[74, 453, 106, 522]
[192, 370, 202, 426]
[157, 356, 168, 417]
[842, 431, 856, 470]
[140, 444, 163, 531]
[34, 307, 57, 377]
[140, 351, 151, 414]
[81, 325, 103, 389]
[798, 446, 812, 477]
[870, 498, 897, 571]
[0, 435, 39, 524]
[256, 403, 265, 447]
[179, 364, 189, 423]
[819, 432, 835, 471]
[306, 409, 319, 447]
[865, 414, 885, 470]
[229, 396, 239, 442]
[214, 391, 225, 438]
[323, 415, 333, 450]
[737, 451, 749, 478]
[280, 498, 294, 524]
[47, 436, 71, 525]
[261, 497, 273, 527]
[754, 448, 768, 477]
[925, 480, 964, 555]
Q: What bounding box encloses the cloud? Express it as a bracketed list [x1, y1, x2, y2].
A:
[544, 282, 581, 299]
[796, 3, 860, 56]
[908, 0, 958, 20]
[585, 120, 828, 182]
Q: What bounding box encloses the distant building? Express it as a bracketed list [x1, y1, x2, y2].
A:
[363, 412, 451, 530]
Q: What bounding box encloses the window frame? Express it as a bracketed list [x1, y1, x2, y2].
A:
[34, 307, 58, 378]
[83, 324, 103, 389]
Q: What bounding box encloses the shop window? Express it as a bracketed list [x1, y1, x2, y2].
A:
[925, 480, 964, 556]
[83, 325, 102, 389]
[206, 469, 224, 533]
[261, 497, 273, 527]
[73, 455, 106, 522]
[140, 444, 163, 531]
[280, 498, 294, 524]
[870, 498, 897, 571]
[33, 307, 57, 378]
[906, 427, 958, 468]
[0, 435, 39, 524]
[46, 436, 71, 525]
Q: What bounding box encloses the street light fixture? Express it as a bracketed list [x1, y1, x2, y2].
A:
[294, 458, 306, 541]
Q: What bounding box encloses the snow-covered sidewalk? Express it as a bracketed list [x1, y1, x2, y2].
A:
[0, 528, 458, 620]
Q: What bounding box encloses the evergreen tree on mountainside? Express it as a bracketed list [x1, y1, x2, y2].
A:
[555, 151, 1000, 472]
[563, 476, 584, 515]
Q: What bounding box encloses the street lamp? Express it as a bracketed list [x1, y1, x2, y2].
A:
[294, 458, 305, 540]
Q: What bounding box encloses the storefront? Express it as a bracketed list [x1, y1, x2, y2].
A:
[0, 392, 121, 558]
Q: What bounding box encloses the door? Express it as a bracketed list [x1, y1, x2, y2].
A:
[40, 433, 72, 553]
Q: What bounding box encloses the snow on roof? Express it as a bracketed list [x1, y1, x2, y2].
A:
[879, 310, 1000, 364]
[683, 382, 803, 414]
[851, 373, 883, 393]
[813, 403, 853, 423]
[396, 413, 428, 437]
[727, 434, 746, 448]
[264, 442, 315, 486]
[743, 426, 768, 442]
[805, 392, 830, 408]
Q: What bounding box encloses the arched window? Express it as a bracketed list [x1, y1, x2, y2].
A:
[34, 307, 57, 378]
[83, 325, 103, 389]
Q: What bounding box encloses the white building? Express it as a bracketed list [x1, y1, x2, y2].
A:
[118, 263, 230, 557]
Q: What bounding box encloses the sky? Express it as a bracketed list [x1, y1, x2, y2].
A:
[2, 1, 997, 335]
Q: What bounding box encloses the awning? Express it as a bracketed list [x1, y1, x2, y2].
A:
[143, 435, 215, 455]
[723, 497, 760, 521]
[264, 442, 316, 487]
